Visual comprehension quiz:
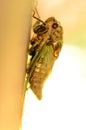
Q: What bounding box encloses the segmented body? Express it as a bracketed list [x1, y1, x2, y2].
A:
[26, 17, 63, 100]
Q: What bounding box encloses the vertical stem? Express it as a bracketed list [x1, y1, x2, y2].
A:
[0, 0, 34, 130]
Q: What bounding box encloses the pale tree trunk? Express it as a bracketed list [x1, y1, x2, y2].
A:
[0, 0, 33, 130]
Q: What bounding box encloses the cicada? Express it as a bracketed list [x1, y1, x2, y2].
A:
[25, 13, 63, 100]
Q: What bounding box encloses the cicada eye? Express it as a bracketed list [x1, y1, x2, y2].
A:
[33, 25, 47, 35]
[52, 23, 58, 29]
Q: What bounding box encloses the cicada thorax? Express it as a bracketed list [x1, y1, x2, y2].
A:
[27, 16, 63, 100]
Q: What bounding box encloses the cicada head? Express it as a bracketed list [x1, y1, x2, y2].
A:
[45, 17, 63, 57]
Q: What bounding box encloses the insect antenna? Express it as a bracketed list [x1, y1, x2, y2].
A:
[33, 10, 46, 25]
[35, 7, 41, 19]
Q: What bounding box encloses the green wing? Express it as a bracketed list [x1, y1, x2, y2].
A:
[26, 42, 56, 100]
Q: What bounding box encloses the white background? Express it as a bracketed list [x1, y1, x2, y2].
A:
[22, 44, 86, 130]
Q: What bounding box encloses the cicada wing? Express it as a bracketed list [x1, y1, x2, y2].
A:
[28, 43, 55, 100]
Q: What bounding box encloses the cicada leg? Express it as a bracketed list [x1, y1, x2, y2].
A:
[29, 38, 41, 58]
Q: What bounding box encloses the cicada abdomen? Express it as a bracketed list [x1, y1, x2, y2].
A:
[26, 16, 63, 100]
